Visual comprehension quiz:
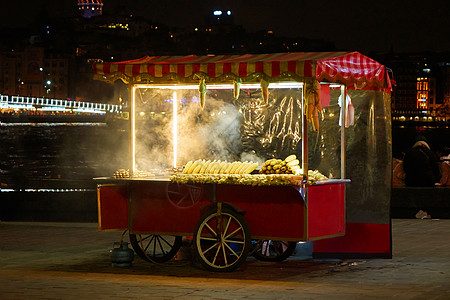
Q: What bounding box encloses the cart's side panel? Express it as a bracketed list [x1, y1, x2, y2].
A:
[306, 183, 346, 240]
[129, 181, 206, 236]
[97, 184, 128, 231]
[216, 185, 306, 241]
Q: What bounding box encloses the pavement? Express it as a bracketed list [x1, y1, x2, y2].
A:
[0, 219, 449, 300]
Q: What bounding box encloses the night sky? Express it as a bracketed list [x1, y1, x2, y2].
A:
[1, 0, 449, 53]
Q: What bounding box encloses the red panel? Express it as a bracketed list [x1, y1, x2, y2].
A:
[100, 180, 347, 243]
[129, 181, 206, 235]
[223, 63, 231, 74]
[239, 63, 247, 77]
[177, 64, 185, 77]
[313, 222, 391, 255]
[271, 61, 280, 76]
[102, 63, 111, 75]
[216, 185, 306, 240]
[255, 61, 264, 72]
[192, 63, 200, 73]
[98, 184, 128, 231]
[307, 183, 346, 240]
[132, 64, 140, 77]
[147, 64, 155, 76]
[162, 64, 170, 76]
[287, 60, 296, 73]
[319, 84, 331, 107]
[129, 182, 307, 239]
[207, 63, 215, 77]
[118, 64, 126, 73]
[303, 60, 313, 77]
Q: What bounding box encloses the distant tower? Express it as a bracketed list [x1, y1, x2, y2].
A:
[78, 0, 103, 18]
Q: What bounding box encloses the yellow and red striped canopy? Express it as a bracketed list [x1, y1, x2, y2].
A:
[93, 51, 391, 90]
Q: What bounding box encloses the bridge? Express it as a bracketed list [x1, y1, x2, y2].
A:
[0, 94, 123, 114]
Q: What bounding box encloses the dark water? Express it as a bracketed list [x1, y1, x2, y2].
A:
[0, 122, 128, 187]
[392, 125, 450, 159]
[0, 121, 448, 188]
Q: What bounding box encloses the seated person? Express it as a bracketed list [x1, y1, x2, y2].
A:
[403, 136, 440, 187]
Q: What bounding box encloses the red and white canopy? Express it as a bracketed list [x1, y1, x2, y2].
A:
[93, 51, 391, 90]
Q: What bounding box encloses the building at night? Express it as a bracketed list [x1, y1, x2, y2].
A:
[376, 52, 450, 123]
[78, 0, 103, 19]
[0, 47, 69, 99]
[0, 2, 448, 114]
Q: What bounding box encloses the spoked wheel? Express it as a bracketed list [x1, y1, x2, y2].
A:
[129, 234, 182, 263]
[252, 240, 297, 262]
[193, 206, 251, 272]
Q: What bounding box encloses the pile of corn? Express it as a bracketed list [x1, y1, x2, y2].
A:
[113, 169, 129, 179]
[112, 169, 154, 179]
[170, 173, 303, 186]
[171, 154, 328, 186]
[182, 160, 258, 175]
[260, 155, 301, 174]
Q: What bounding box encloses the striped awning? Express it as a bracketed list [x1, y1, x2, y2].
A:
[93, 51, 391, 90]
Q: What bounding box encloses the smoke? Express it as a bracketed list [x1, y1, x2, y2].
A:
[134, 88, 246, 171]
[240, 151, 265, 164]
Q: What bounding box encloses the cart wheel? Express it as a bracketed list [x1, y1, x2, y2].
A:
[129, 234, 182, 263]
[193, 207, 251, 272]
[252, 240, 297, 262]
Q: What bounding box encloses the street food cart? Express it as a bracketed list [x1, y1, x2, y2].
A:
[93, 52, 392, 271]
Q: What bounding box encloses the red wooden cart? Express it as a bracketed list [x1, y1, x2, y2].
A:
[89, 51, 393, 270]
[97, 177, 349, 271]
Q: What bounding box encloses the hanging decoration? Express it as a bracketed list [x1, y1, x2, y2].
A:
[260, 79, 269, 105]
[234, 80, 241, 100]
[338, 91, 355, 128]
[305, 81, 323, 131]
[198, 78, 206, 109]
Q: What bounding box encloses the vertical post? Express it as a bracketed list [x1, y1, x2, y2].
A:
[130, 85, 136, 176]
[340, 85, 347, 179]
[172, 91, 178, 169]
[302, 84, 308, 180]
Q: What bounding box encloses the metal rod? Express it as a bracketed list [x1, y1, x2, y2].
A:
[302, 84, 308, 180]
[172, 91, 178, 169]
[130, 85, 136, 176]
[340, 85, 347, 179]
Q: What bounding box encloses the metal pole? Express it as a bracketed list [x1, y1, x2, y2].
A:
[302, 84, 308, 180]
[340, 85, 347, 179]
[129, 84, 135, 177]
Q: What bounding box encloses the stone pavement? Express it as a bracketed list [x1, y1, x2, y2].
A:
[0, 219, 449, 299]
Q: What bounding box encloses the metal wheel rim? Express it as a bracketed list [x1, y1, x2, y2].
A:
[196, 212, 247, 269]
[139, 235, 173, 258]
[130, 234, 182, 263]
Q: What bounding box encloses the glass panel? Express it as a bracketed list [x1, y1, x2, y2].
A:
[131, 83, 347, 179]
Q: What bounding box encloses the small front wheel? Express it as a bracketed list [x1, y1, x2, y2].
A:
[193, 207, 251, 272]
[129, 234, 182, 263]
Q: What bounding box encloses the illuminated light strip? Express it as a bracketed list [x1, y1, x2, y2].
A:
[0, 103, 34, 109]
[172, 91, 178, 168]
[0, 189, 94, 192]
[38, 107, 72, 111]
[134, 82, 303, 90]
[328, 84, 344, 88]
[72, 109, 105, 114]
[131, 86, 137, 173]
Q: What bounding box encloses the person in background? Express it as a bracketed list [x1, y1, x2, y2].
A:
[403, 135, 441, 187]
